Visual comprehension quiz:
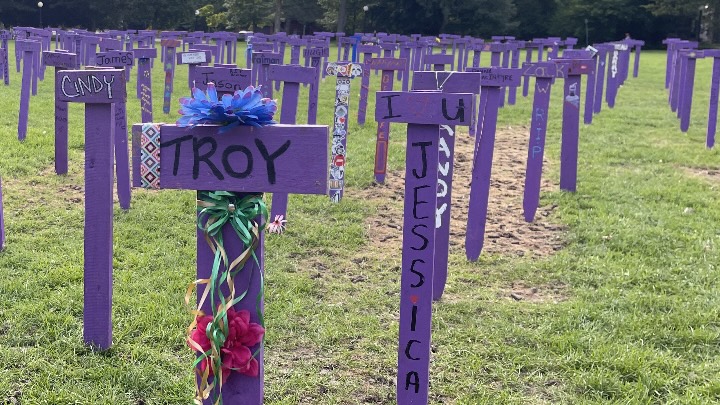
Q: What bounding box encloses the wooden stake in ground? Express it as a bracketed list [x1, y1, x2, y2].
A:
[132, 47, 157, 122]
[522, 62, 557, 222]
[357, 44, 381, 125]
[326, 61, 363, 203]
[370, 57, 408, 184]
[554, 58, 594, 192]
[704, 49, 720, 149]
[251, 51, 281, 98]
[43, 50, 77, 175]
[268, 64, 320, 224]
[176, 50, 209, 91]
[16, 39, 41, 141]
[0, 30, 9, 85]
[375, 90, 472, 405]
[678, 50, 703, 133]
[131, 122, 328, 404]
[161, 38, 181, 114]
[56, 68, 126, 349]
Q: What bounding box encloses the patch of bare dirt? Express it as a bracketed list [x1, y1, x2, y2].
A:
[502, 280, 569, 303]
[357, 125, 567, 258]
[682, 166, 720, 187]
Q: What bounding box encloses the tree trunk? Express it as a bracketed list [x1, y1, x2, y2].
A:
[274, 0, 282, 33]
[337, 0, 348, 32]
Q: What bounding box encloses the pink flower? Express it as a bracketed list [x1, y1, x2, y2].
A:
[189, 308, 265, 382]
[267, 215, 287, 234]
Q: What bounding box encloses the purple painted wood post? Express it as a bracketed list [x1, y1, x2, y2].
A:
[327, 62, 363, 203]
[705, 50, 720, 149]
[251, 52, 281, 98]
[605, 43, 627, 109]
[463, 68, 520, 261]
[572, 47, 599, 125]
[176, 50, 209, 91]
[679, 50, 702, 133]
[95, 51, 136, 210]
[369, 58, 407, 184]
[43, 50, 77, 174]
[289, 38, 304, 65]
[498, 43, 515, 107]
[357, 44, 381, 125]
[57, 68, 126, 349]
[508, 41, 522, 105]
[131, 123, 328, 404]
[84, 36, 100, 66]
[268, 64, 320, 222]
[162, 39, 181, 114]
[521, 48, 535, 99]
[522, 62, 557, 222]
[424, 53, 453, 71]
[16, 40, 41, 141]
[398, 42, 412, 89]
[555, 59, 594, 192]
[0, 31, 9, 85]
[663, 38, 681, 89]
[412, 70, 482, 297]
[189, 65, 252, 96]
[375, 91, 472, 404]
[670, 47, 684, 113]
[547, 38, 562, 59]
[565, 37, 578, 50]
[593, 45, 611, 114]
[133, 48, 157, 122]
[630, 40, 645, 78]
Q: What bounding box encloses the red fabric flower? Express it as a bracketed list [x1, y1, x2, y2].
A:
[189, 308, 264, 383]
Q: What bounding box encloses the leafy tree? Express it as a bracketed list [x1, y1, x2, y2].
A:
[224, 0, 273, 31]
[283, 0, 324, 34]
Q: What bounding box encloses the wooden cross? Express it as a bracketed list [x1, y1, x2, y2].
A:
[43, 50, 77, 174]
[267, 64, 320, 222]
[424, 53, 453, 71]
[188, 65, 252, 96]
[521, 62, 558, 222]
[161, 38, 182, 114]
[16, 39, 41, 141]
[704, 49, 720, 149]
[131, 120, 328, 404]
[463, 67, 522, 261]
[55, 68, 126, 349]
[131, 47, 157, 122]
[554, 58, 595, 192]
[357, 44, 381, 125]
[368, 57, 408, 184]
[326, 61, 363, 203]
[563, 48, 598, 125]
[677, 50, 703, 133]
[507, 41, 523, 105]
[592, 43, 615, 115]
[251, 51, 282, 98]
[663, 38, 682, 89]
[375, 90, 473, 404]
[176, 50, 210, 91]
[83, 35, 101, 66]
[605, 43, 629, 109]
[0, 30, 9, 85]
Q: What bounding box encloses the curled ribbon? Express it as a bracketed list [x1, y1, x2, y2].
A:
[186, 191, 268, 404]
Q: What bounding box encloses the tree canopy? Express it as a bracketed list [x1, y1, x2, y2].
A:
[0, 0, 716, 46]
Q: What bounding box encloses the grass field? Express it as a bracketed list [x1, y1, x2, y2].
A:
[0, 43, 719, 404]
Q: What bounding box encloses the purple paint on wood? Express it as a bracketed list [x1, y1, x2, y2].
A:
[375, 92, 474, 126]
[177, 50, 211, 90]
[423, 53, 453, 71]
[605, 46, 622, 109]
[131, 125, 328, 194]
[1, 46, 8, 86]
[370, 58, 407, 183]
[508, 43, 521, 105]
[96, 51, 134, 67]
[267, 64, 320, 222]
[522, 46, 533, 97]
[593, 46, 610, 114]
[56, 70, 126, 103]
[558, 67, 586, 192]
[706, 52, 720, 149]
[16, 40, 41, 141]
[44, 50, 78, 174]
[521, 62, 556, 222]
[679, 50, 702, 133]
[83, 102, 115, 349]
[357, 45, 381, 125]
[162, 40, 181, 115]
[251, 52, 281, 98]
[395, 123, 438, 405]
[135, 51, 155, 122]
[189, 66, 251, 94]
[197, 221, 265, 404]
[465, 86, 501, 261]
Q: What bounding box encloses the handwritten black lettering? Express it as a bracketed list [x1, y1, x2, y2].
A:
[255, 139, 291, 185]
[193, 136, 224, 180]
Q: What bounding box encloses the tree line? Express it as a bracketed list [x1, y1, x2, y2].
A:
[1, 0, 718, 47]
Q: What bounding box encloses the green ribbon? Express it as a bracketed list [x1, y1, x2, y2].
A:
[191, 191, 268, 404]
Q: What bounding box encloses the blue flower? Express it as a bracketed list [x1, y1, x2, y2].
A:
[177, 84, 277, 130]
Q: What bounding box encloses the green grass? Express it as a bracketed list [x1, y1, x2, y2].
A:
[0, 43, 719, 404]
